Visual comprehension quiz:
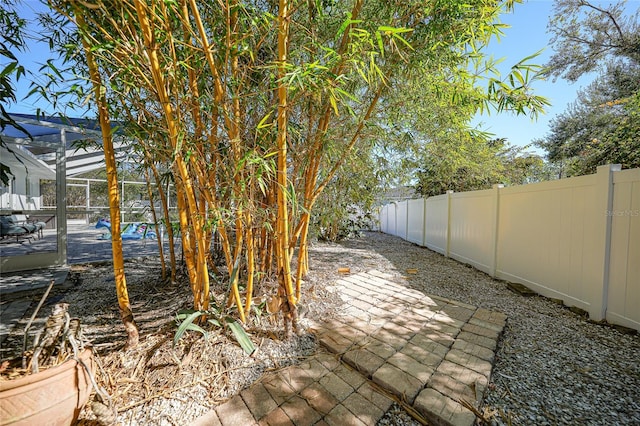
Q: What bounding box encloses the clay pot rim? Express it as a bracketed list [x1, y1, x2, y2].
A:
[0, 347, 93, 391]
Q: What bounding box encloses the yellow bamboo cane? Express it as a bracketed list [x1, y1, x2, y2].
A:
[76, 11, 139, 348]
[134, 0, 209, 311]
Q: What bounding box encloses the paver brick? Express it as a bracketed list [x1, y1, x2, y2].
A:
[427, 371, 481, 405]
[435, 360, 488, 391]
[262, 373, 296, 405]
[423, 321, 462, 336]
[410, 332, 453, 355]
[372, 363, 424, 403]
[351, 298, 374, 312]
[378, 301, 406, 314]
[314, 353, 341, 371]
[414, 388, 476, 426]
[347, 317, 381, 335]
[430, 296, 476, 311]
[432, 313, 465, 329]
[445, 349, 493, 378]
[280, 395, 322, 426]
[319, 371, 355, 401]
[456, 331, 497, 351]
[461, 323, 500, 340]
[372, 328, 410, 350]
[391, 292, 418, 304]
[415, 327, 456, 347]
[343, 348, 386, 377]
[278, 366, 315, 393]
[394, 312, 427, 331]
[298, 358, 332, 380]
[325, 404, 368, 426]
[216, 394, 257, 426]
[381, 321, 416, 338]
[357, 382, 394, 413]
[300, 382, 339, 415]
[319, 330, 354, 354]
[333, 323, 368, 342]
[341, 306, 370, 320]
[468, 316, 505, 333]
[357, 336, 396, 360]
[334, 363, 366, 389]
[438, 304, 476, 322]
[355, 291, 380, 303]
[367, 306, 395, 320]
[258, 407, 292, 426]
[387, 351, 435, 384]
[343, 391, 384, 424]
[192, 409, 222, 426]
[451, 339, 495, 363]
[206, 272, 506, 426]
[365, 269, 395, 280]
[241, 383, 278, 421]
[400, 342, 446, 369]
[410, 305, 438, 320]
[472, 308, 507, 326]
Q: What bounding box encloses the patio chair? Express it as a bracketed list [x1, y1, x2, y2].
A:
[11, 214, 45, 238]
[0, 215, 30, 242]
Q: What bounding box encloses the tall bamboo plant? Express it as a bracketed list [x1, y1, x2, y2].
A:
[74, 9, 138, 348]
[49, 0, 549, 343]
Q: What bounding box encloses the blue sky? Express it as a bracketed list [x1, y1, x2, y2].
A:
[471, 0, 598, 152]
[6, 0, 631, 152]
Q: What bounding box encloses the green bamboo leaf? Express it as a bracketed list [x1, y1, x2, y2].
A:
[391, 32, 414, 50]
[174, 310, 206, 347]
[225, 317, 256, 355]
[375, 31, 384, 56]
[329, 94, 339, 116]
[257, 111, 273, 129]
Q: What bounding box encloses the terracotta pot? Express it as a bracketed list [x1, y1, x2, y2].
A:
[0, 348, 95, 426]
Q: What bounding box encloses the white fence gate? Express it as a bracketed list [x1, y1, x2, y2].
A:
[379, 165, 640, 332]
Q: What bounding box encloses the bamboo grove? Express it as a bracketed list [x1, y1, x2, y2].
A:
[47, 0, 548, 344]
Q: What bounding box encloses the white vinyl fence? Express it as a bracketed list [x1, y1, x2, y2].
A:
[379, 165, 640, 331]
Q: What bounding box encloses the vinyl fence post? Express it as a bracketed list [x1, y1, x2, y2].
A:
[445, 190, 453, 258]
[422, 197, 428, 247]
[591, 164, 620, 321]
[490, 184, 504, 277]
[405, 199, 410, 241]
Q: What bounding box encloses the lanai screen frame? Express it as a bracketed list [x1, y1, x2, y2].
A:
[1, 114, 105, 272]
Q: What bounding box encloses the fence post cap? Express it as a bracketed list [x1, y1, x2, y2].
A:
[597, 164, 622, 173]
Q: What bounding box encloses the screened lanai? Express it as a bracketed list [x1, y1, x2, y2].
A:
[0, 113, 127, 273]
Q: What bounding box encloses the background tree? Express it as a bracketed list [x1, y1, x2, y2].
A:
[535, 0, 640, 176]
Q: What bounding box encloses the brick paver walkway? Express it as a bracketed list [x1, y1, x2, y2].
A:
[194, 271, 506, 426]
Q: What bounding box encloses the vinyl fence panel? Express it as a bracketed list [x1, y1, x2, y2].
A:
[449, 189, 496, 275]
[379, 205, 390, 234]
[496, 174, 598, 312]
[406, 199, 425, 245]
[424, 193, 449, 255]
[606, 168, 640, 330]
[395, 201, 408, 239]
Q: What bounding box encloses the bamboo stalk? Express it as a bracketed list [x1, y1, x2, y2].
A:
[76, 10, 139, 349]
